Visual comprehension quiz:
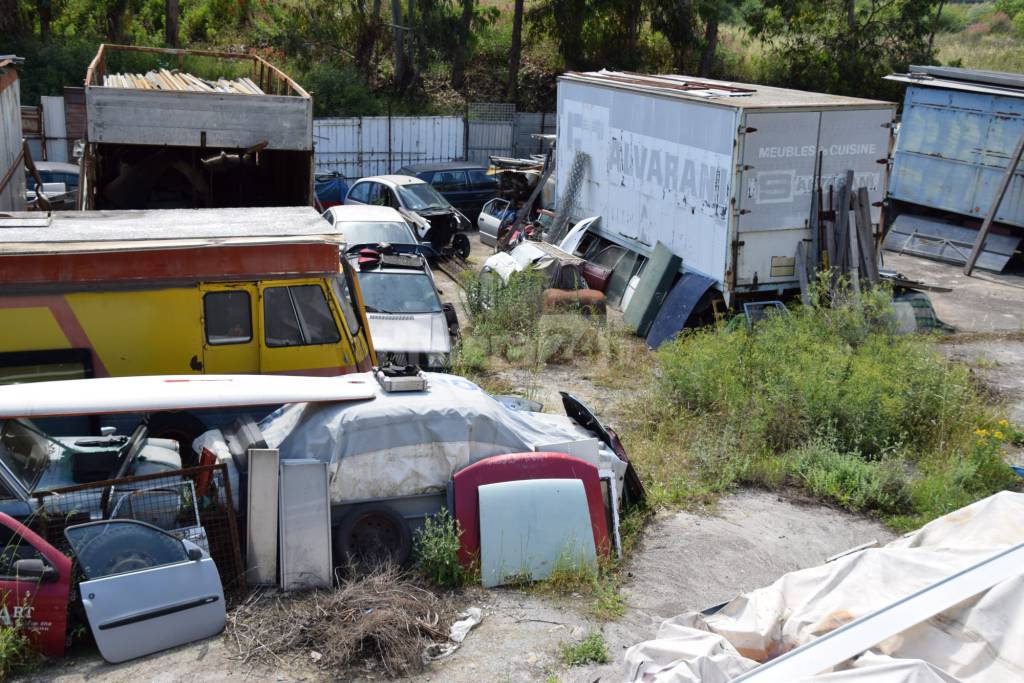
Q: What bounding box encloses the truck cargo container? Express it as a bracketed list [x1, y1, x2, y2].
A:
[555, 71, 896, 303]
[80, 44, 313, 210]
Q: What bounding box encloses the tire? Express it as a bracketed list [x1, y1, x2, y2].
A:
[452, 233, 471, 260]
[334, 504, 412, 571]
[148, 412, 207, 468]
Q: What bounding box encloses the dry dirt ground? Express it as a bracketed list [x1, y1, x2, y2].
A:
[21, 245, 1022, 683]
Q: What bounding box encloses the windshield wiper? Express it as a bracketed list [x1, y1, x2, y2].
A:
[364, 305, 396, 314]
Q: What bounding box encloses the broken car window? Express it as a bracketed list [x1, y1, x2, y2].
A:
[0, 420, 51, 493]
[204, 291, 252, 345]
[65, 521, 188, 580]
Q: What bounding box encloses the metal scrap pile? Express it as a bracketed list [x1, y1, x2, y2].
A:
[101, 69, 265, 94]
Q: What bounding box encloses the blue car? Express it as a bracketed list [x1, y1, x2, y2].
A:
[395, 162, 498, 222]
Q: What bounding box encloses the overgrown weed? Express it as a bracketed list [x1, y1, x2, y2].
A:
[622, 285, 1020, 529]
[559, 632, 610, 666]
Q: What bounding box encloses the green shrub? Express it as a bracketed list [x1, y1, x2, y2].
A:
[413, 509, 463, 588]
[628, 286, 1019, 527]
[559, 632, 610, 666]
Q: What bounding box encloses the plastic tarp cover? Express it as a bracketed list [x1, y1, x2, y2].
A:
[623, 491, 1024, 683]
[258, 372, 627, 504]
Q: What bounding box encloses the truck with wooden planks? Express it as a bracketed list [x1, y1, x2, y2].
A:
[554, 71, 896, 307]
[79, 44, 313, 211]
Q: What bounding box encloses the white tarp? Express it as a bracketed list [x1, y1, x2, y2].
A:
[257, 372, 627, 503]
[624, 491, 1024, 683]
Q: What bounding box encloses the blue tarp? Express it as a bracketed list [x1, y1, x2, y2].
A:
[315, 175, 349, 206]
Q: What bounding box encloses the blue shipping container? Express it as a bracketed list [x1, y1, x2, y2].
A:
[889, 85, 1024, 228]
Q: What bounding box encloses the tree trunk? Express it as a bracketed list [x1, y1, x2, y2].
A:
[165, 0, 180, 46]
[507, 0, 524, 102]
[928, 0, 946, 53]
[37, 0, 52, 43]
[390, 0, 408, 91]
[355, 0, 383, 79]
[106, 0, 129, 43]
[698, 13, 718, 76]
[451, 0, 474, 90]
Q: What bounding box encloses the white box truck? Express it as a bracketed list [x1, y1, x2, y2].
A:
[556, 71, 896, 303]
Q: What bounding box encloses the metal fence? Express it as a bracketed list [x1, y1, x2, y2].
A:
[313, 103, 556, 177]
[30, 463, 246, 603]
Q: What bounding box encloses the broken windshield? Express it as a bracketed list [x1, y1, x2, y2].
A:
[397, 183, 450, 212]
[0, 419, 52, 492]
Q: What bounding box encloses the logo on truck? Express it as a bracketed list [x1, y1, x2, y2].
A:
[606, 131, 731, 220]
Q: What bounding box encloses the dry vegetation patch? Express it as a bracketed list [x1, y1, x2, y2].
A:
[227, 565, 459, 677]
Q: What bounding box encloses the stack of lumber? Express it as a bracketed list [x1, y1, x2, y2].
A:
[795, 164, 882, 302]
[102, 69, 264, 95]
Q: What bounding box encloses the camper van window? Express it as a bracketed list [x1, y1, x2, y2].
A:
[291, 286, 341, 345]
[204, 291, 253, 345]
[264, 286, 340, 347]
[331, 275, 362, 336]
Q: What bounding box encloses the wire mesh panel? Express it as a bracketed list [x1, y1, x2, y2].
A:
[30, 464, 246, 602]
[468, 102, 516, 164]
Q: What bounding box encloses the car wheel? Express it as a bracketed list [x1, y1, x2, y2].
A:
[452, 233, 471, 260]
[148, 412, 207, 468]
[334, 504, 412, 571]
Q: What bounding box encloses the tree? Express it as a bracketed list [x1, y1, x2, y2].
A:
[165, 0, 178, 45]
[451, 0, 473, 90]
[507, 0, 524, 101]
[745, 0, 942, 98]
[353, 0, 384, 80]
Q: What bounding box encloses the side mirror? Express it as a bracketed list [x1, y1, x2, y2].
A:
[187, 547, 203, 561]
[13, 558, 58, 583]
[100, 426, 117, 436]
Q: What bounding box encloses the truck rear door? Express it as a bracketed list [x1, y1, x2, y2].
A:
[64, 520, 224, 664]
[0, 513, 72, 657]
[200, 283, 259, 374]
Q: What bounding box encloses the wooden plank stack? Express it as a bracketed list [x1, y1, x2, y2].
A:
[799, 160, 882, 303]
[102, 69, 265, 95]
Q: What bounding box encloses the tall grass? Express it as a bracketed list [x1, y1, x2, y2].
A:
[624, 288, 1020, 530]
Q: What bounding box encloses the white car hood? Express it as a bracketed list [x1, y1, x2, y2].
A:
[367, 312, 450, 355]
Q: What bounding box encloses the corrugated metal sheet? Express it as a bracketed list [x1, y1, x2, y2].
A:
[313, 115, 464, 177]
[0, 69, 25, 212]
[889, 85, 1024, 228]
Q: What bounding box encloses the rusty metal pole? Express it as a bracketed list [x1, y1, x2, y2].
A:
[964, 131, 1024, 276]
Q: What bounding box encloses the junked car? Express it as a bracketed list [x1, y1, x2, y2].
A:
[347, 248, 457, 370]
[195, 371, 641, 569]
[321, 204, 421, 251]
[345, 175, 472, 258]
[395, 161, 498, 222]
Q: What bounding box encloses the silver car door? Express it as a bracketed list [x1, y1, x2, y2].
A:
[65, 520, 225, 664]
[477, 198, 510, 247]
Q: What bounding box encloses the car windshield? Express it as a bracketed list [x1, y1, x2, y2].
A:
[397, 183, 450, 212]
[338, 221, 417, 246]
[357, 272, 442, 314]
[0, 420, 52, 492]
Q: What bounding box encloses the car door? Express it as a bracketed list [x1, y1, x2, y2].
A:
[0, 514, 73, 657]
[65, 520, 224, 664]
[200, 283, 259, 374]
[478, 198, 510, 247]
